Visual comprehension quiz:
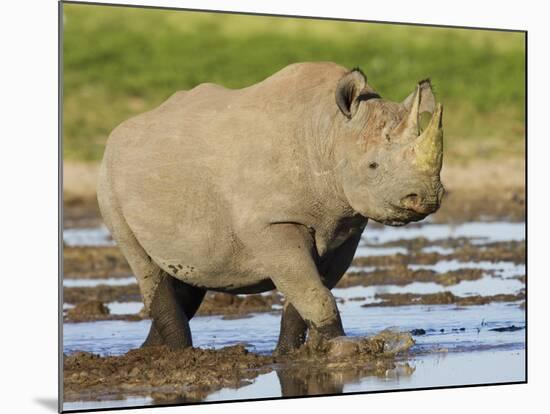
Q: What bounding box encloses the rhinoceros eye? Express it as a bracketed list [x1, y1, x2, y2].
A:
[368, 162, 379, 170]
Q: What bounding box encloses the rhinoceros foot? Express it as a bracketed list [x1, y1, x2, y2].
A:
[327, 330, 415, 359]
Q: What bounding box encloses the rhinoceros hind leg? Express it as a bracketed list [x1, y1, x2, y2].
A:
[274, 302, 308, 355]
[142, 275, 205, 349]
[142, 320, 163, 347]
[140, 272, 203, 349]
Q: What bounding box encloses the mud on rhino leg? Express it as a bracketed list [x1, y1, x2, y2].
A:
[274, 230, 363, 354]
[275, 301, 344, 355]
[142, 273, 206, 349]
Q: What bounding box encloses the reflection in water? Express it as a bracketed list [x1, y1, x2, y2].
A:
[202, 349, 525, 404]
[277, 367, 345, 396]
[275, 361, 415, 397]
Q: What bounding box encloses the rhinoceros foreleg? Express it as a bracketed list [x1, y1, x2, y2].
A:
[274, 302, 308, 355]
[142, 276, 205, 348]
[265, 224, 345, 346]
[274, 230, 363, 354]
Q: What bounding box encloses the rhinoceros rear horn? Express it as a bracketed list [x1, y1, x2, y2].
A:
[402, 79, 436, 115]
[394, 79, 437, 140]
[335, 68, 368, 119]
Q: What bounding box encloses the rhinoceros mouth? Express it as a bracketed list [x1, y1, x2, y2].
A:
[380, 204, 432, 226]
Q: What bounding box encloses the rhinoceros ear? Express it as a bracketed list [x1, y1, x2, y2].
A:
[402, 79, 436, 114]
[335, 68, 367, 119]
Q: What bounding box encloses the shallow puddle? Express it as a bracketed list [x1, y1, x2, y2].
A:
[63, 276, 136, 288]
[355, 245, 408, 257]
[64, 300, 525, 357]
[63, 298, 525, 410]
[409, 260, 525, 279]
[421, 246, 455, 255]
[63, 226, 114, 247]
[333, 276, 524, 302]
[106, 301, 143, 315]
[363, 221, 524, 244]
[63, 220, 526, 409]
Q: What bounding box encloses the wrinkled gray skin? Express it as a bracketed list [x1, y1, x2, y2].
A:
[97, 62, 444, 353]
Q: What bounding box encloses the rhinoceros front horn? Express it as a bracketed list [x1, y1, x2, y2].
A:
[413, 103, 443, 174]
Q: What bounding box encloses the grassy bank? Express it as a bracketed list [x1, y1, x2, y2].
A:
[63, 3, 525, 162]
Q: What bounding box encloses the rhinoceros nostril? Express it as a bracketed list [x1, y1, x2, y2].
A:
[405, 193, 420, 203]
[401, 193, 424, 212]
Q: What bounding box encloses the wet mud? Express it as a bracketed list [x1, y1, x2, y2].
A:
[63, 267, 525, 321]
[337, 267, 485, 288]
[64, 246, 130, 279]
[361, 291, 525, 307]
[63, 345, 273, 403]
[63, 197, 103, 229]
[63, 330, 414, 403]
[489, 325, 525, 332]
[64, 284, 141, 305]
[63, 290, 283, 322]
[64, 301, 143, 323]
[198, 291, 282, 318]
[63, 234, 525, 322]
[352, 240, 525, 266]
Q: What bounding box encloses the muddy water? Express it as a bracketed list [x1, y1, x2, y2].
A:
[62, 221, 526, 410]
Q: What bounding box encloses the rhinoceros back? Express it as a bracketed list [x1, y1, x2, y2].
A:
[99, 62, 348, 279]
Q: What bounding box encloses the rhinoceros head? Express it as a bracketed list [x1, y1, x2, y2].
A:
[334, 68, 444, 226]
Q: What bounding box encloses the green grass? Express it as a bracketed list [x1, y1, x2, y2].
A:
[63, 3, 525, 162]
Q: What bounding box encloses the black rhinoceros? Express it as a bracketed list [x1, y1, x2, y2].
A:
[97, 62, 444, 353]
